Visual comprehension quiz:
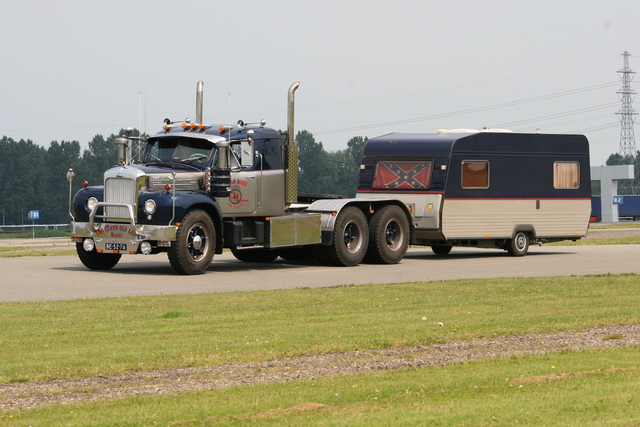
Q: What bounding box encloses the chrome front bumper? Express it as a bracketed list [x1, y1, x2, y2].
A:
[71, 221, 178, 253]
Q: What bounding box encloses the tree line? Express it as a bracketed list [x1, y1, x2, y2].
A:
[0, 130, 367, 226]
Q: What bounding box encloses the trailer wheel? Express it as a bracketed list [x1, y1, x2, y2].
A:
[76, 242, 121, 270]
[168, 209, 215, 275]
[431, 245, 452, 256]
[323, 206, 369, 266]
[506, 231, 529, 257]
[231, 247, 279, 263]
[366, 205, 409, 264]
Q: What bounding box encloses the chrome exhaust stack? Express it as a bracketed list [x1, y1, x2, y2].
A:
[196, 81, 204, 124]
[285, 82, 300, 206]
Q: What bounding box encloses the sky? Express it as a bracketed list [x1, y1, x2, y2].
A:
[2, 0, 640, 166]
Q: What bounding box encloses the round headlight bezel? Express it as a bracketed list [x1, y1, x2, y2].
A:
[86, 197, 99, 212]
[144, 199, 157, 215]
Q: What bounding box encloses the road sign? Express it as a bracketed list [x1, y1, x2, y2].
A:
[613, 196, 624, 205]
[28, 210, 40, 220]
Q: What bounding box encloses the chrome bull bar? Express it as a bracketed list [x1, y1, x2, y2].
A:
[89, 202, 138, 233]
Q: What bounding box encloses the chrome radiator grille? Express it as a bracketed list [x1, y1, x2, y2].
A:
[105, 177, 136, 219]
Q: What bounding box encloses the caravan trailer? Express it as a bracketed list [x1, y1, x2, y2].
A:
[356, 130, 592, 256]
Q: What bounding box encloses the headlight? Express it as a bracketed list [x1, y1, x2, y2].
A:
[87, 197, 98, 212]
[144, 199, 156, 215]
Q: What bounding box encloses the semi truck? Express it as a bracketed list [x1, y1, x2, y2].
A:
[68, 82, 592, 274]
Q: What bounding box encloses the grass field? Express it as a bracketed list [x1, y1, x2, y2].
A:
[1, 223, 639, 425]
[1, 273, 640, 425]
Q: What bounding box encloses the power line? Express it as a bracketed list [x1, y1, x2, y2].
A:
[493, 102, 618, 128]
[315, 82, 619, 135]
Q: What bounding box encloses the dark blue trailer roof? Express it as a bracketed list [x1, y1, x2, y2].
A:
[363, 132, 473, 158]
[362, 131, 590, 159]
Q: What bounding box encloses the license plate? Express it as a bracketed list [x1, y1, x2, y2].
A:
[105, 243, 127, 251]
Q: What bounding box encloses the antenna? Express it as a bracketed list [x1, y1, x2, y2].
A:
[616, 51, 637, 157]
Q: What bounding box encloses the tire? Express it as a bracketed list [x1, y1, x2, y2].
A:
[76, 242, 121, 270]
[366, 205, 410, 264]
[431, 245, 452, 256]
[323, 206, 369, 267]
[231, 247, 279, 263]
[168, 209, 215, 275]
[506, 231, 529, 257]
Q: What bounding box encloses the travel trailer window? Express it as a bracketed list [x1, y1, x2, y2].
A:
[461, 161, 489, 188]
[554, 162, 580, 189]
[372, 160, 433, 189]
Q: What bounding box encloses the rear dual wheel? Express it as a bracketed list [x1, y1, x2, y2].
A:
[317, 206, 369, 267]
[366, 205, 410, 264]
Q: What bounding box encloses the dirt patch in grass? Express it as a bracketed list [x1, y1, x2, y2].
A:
[2, 324, 639, 412]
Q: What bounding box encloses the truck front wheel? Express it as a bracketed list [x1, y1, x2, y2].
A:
[322, 206, 369, 267]
[76, 242, 121, 270]
[366, 205, 410, 264]
[168, 209, 215, 275]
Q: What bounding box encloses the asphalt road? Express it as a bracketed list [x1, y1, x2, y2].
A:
[2, 244, 640, 302]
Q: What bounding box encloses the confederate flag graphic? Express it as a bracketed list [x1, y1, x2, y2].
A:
[372, 160, 433, 189]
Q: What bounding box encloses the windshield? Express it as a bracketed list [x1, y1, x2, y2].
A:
[144, 137, 213, 164]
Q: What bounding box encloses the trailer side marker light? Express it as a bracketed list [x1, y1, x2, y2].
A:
[370, 209, 375, 214]
[485, 234, 490, 237]
[265, 217, 270, 221]
[332, 212, 337, 216]
[407, 206, 412, 211]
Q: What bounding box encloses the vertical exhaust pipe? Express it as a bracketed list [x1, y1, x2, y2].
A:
[285, 82, 300, 205]
[196, 81, 204, 123]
